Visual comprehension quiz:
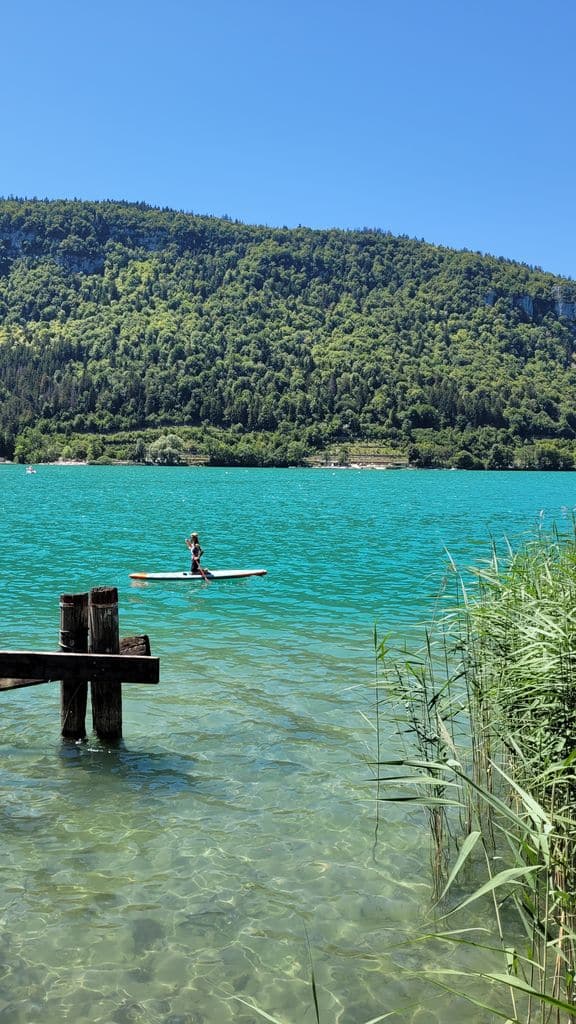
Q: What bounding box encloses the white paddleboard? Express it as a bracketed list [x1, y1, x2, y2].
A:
[129, 569, 267, 581]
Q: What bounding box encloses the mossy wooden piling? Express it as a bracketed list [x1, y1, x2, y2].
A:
[59, 592, 89, 741]
[89, 586, 122, 742]
[0, 587, 159, 742]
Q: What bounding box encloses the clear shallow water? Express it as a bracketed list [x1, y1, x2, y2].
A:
[0, 465, 575, 1023]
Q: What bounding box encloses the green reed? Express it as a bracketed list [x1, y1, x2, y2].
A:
[375, 525, 576, 1022]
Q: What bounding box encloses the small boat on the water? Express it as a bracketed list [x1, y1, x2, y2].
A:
[129, 569, 267, 582]
[25, 466, 37, 474]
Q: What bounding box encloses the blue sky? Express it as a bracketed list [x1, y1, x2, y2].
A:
[3, 0, 575, 278]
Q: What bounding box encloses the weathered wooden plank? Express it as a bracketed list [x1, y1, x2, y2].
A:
[0, 651, 159, 685]
[0, 677, 46, 691]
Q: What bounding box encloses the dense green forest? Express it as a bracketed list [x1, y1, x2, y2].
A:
[1, 197, 575, 468]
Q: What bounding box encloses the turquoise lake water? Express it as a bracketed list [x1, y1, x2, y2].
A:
[1, 465, 575, 1023]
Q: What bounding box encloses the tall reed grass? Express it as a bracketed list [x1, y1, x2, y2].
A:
[375, 526, 576, 1022]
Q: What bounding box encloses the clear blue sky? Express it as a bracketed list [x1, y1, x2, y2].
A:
[3, 0, 575, 278]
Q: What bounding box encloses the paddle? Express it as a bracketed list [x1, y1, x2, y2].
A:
[197, 564, 211, 584]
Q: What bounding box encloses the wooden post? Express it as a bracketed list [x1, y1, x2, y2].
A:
[89, 586, 122, 742]
[120, 635, 151, 657]
[59, 592, 88, 740]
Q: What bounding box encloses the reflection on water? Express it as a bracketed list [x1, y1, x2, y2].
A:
[0, 466, 574, 1022]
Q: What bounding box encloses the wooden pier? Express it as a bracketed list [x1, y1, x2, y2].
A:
[0, 586, 159, 742]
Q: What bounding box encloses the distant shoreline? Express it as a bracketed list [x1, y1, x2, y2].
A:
[4, 460, 573, 472]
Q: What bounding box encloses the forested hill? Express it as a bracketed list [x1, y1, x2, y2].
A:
[1, 197, 576, 469]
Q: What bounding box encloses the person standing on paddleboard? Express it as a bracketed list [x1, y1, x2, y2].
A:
[185, 532, 204, 574]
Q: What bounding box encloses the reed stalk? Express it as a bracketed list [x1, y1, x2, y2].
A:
[375, 525, 576, 1022]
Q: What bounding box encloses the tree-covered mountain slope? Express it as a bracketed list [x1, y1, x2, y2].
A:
[0, 197, 575, 467]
